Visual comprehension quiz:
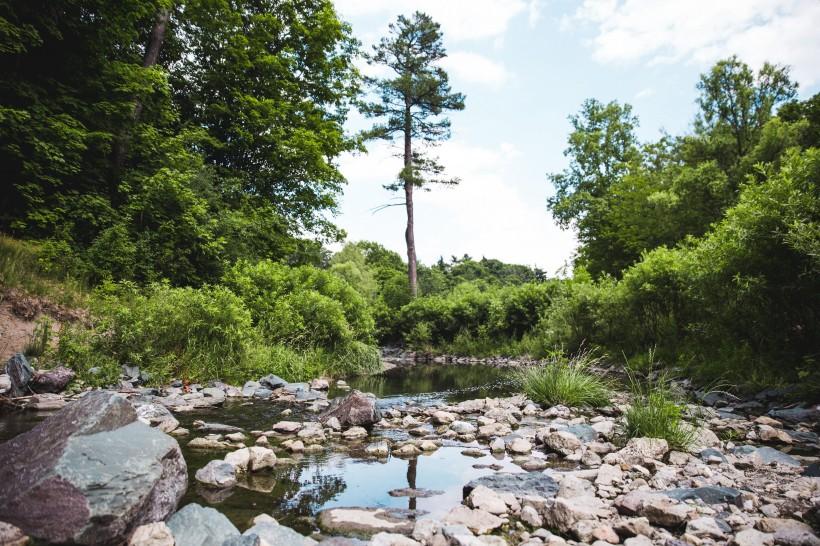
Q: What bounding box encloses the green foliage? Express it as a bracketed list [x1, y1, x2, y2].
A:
[515, 352, 611, 408]
[23, 316, 53, 358]
[623, 367, 696, 450]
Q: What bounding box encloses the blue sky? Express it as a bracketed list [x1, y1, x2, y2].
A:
[331, 0, 820, 275]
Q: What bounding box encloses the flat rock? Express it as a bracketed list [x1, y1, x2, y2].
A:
[166, 503, 239, 546]
[443, 506, 503, 534]
[317, 507, 417, 538]
[466, 485, 509, 515]
[195, 422, 244, 434]
[545, 431, 582, 455]
[388, 488, 444, 498]
[272, 420, 304, 434]
[662, 486, 743, 506]
[0, 391, 187, 544]
[25, 393, 67, 411]
[730, 528, 774, 546]
[540, 495, 610, 533]
[259, 374, 288, 390]
[238, 522, 317, 546]
[463, 472, 559, 499]
[127, 522, 175, 546]
[732, 446, 801, 467]
[614, 437, 669, 465]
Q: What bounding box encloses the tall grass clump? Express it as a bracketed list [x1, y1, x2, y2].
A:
[516, 352, 612, 407]
[623, 365, 696, 449]
[0, 234, 86, 306]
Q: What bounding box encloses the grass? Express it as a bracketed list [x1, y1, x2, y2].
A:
[23, 316, 53, 358]
[516, 352, 612, 407]
[0, 234, 86, 307]
[623, 366, 697, 450]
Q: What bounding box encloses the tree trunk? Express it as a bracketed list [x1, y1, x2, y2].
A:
[112, 9, 170, 173]
[404, 103, 418, 296]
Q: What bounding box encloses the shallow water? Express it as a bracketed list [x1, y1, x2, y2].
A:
[0, 363, 535, 536]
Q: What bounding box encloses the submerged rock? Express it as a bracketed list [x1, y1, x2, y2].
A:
[166, 504, 239, 546]
[0, 391, 187, 544]
[463, 472, 559, 499]
[317, 507, 417, 538]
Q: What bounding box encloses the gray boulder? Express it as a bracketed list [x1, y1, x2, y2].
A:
[29, 365, 76, 394]
[259, 374, 288, 389]
[319, 390, 381, 428]
[732, 445, 801, 467]
[463, 472, 559, 499]
[166, 504, 239, 546]
[0, 391, 187, 545]
[662, 487, 743, 506]
[195, 460, 237, 488]
[240, 522, 317, 545]
[3, 353, 34, 397]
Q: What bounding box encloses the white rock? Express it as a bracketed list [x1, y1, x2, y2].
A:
[521, 505, 543, 528]
[370, 532, 421, 546]
[467, 485, 509, 515]
[443, 506, 504, 535]
[545, 431, 582, 455]
[507, 438, 533, 454]
[128, 522, 174, 546]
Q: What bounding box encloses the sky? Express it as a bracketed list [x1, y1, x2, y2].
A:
[330, 0, 820, 276]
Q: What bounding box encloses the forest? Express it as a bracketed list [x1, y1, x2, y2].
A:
[1, 1, 818, 397]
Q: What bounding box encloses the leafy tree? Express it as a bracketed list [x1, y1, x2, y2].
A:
[361, 11, 465, 296]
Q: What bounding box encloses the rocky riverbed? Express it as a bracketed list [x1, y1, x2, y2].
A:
[1, 353, 819, 546]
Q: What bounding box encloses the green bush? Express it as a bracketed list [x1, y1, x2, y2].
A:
[516, 352, 612, 407]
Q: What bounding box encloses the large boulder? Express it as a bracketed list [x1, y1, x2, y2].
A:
[0, 391, 188, 544]
[29, 365, 76, 394]
[319, 390, 381, 428]
[3, 353, 34, 397]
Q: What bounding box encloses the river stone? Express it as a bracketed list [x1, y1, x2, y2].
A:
[0, 391, 187, 544]
[567, 424, 598, 443]
[467, 485, 509, 515]
[767, 407, 818, 425]
[463, 472, 559, 499]
[613, 437, 669, 465]
[317, 508, 417, 538]
[0, 373, 11, 394]
[662, 486, 743, 506]
[319, 390, 381, 428]
[730, 529, 775, 546]
[732, 446, 801, 467]
[540, 496, 611, 533]
[443, 506, 504, 534]
[201, 387, 226, 402]
[242, 381, 261, 397]
[272, 420, 304, 434]
[127, 522, 175, 546]
[451, 420, 477, 434]
[238, 522, 317, 546]
[167, 503, 239, 546]
[545, 430, 582, 455]
[365, 441, 390, 456]
[700, 448, 728, 463]
[29, 365, 75, 394]
[3, 353, 34, 397]
[0, 522, 28, 546]
[195, 422, 244, 434]
[135, 403, 179, 433]
[259, 374, 288, 390]
[432, 411, 457, 425]
[195, 460, 237, 488]
[686, 516, 731, 539]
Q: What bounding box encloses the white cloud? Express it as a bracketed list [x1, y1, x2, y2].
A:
[336, 140, 577, 275]
[568, 0, 820, 86]
[635, 87, 654, 98]
[335, 0, 537, 42]
[439, 52, 513, 89]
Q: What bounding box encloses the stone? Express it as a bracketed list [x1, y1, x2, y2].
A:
[25, 393, 67, 411]
[443, 506, 504, 535]
[135, 404, 179, 433]
[389, 488, 444, 498]
[685, 517, 730, 539]
[463, 472, 559, 499]
[272, 420, 304, 434]
[240, 522, 317, 546]
[317, 508, 416, 538]
[558, 475, 596, 498]
[252, 388, 273, 398]
[544, 431, 582, 455]
[729, 529, 774, 546]
[508, 437, 533, 454]
[413, 519, 443, 543]
[773, 530, 820, 546]
[732, 446, 801, 467]
[29, 365, 75, 394]
[614, 491, 694, 529]
[624, 535, 654, 546]
[242, 381, 261, 397]
[662, 487, 743, 506]
[757, 519, 816, 535]
[3, 353, 34, 397]
[0, 521, 28, 546]
[188, 437, 232, 450]
[343, 426, 369, 440]
[259, 374, 288, 390]
[128, 522, 175, 546]
[489, 438, 506, 453]
[767, 407, 817, 425]
[432, 411, 457, 425]
[699, 448, 728, 464]
[521, 504, 543, 527]
[200, 388, 226, 403]
[195, 422, 244, 434]
[594, 463, 624, 486]
[467, 485, 509, 515]
[451, 421, 478, 434]
[591, 420, 616, 440]
[194, 460, 237, 488]
[572, 521, 619, 544]
[224, 448, 251, 472]
[369, 532, 420, 546]
[166, 503, 239, 546]
[310, 378, 330, 390]
[613, 517, 653, 538]
[0, 373, 11, 394]
[319, 390, 381, 428]
[616, 438, 669, 465]
[567, 424, 598, 443]
[365, 441, 390, 457]
[477, 423, 513, 438]
[225, 432, 246, 443]
[540, 496, 610, 533]
[0, 391, 187, 545]
[297, 423, 326, 444]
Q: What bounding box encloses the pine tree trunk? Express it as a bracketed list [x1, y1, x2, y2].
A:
[404, 103, 418, 297]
